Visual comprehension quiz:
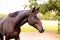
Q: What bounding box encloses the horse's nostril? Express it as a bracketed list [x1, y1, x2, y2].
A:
[39, 29, 44, 33]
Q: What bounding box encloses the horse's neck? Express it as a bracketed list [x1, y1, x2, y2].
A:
[15, 18, 28, 29]
[13, 10, 29, 28]
[16, 10, 29, 20]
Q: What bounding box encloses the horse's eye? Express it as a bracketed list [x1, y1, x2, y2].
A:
[34, 16, 36, 18]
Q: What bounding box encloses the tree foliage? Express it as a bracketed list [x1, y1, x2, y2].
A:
[24, 0, 60, 20]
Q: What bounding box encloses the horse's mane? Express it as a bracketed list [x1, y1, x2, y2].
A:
[9, 11, 19, 17]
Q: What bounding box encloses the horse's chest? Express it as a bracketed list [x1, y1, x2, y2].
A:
[2, 19, 14, 35]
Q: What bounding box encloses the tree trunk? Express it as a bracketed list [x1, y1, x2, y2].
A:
[58, 20, 60, 32]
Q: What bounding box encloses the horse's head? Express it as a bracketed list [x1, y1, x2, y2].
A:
[28, 7, 44, 33]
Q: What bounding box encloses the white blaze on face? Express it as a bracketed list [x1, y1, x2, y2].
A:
[37, 14, 40, 19]
[37, 14, 44, 29]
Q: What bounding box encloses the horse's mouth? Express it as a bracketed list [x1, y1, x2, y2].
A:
[39, 29, 44, 33]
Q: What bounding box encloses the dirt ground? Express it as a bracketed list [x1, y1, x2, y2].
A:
[20, 31, 60, 40]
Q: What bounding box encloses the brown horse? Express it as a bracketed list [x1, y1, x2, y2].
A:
[0, 7, 44, 40]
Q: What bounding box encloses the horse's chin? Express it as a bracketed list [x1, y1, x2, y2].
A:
[39, 30, 44, 33]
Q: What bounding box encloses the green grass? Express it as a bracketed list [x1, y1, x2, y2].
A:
[0, 14, 7, 18]
[45, 26, 58, 31]
[21, 23, 38, 32]
[21, 23, 58, 32]
[57, 31, 60, 34]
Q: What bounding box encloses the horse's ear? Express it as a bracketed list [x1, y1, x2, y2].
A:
[36, 7, 40, 11]
[32, 7, 36, 13]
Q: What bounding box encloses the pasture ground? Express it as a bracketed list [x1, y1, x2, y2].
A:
[20, 31, 60, 40]
[11, 31, 60, 40]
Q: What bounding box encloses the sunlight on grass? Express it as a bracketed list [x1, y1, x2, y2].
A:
[0, 14, 7, 18]
[21, 23, 58, 32]
[45, 26, 58, 31]
[21, 23, 38, 32]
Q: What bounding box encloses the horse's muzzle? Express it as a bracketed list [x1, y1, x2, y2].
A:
[39, 29, 44, 33]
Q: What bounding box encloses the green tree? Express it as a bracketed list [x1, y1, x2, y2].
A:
[40, 11, 56, 20]
[24, 0, 60, 20]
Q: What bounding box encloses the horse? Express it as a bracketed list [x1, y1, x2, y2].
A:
[0, 7, 44, 40]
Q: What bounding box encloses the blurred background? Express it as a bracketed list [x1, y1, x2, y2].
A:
[0, 0, 60, 40]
